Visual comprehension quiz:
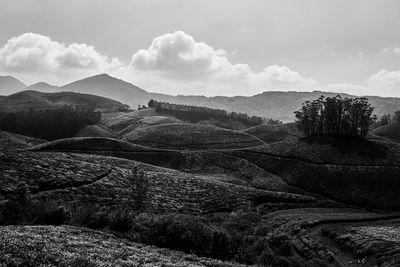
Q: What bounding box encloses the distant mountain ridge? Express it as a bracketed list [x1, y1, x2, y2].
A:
[2, 73, 400, 121]
[0, 75, 26, 95]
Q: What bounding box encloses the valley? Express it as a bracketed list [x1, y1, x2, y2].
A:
[1, 92, 400, 266]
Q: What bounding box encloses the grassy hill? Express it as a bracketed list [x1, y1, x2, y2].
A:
[124, 123, 264, 150]
[372, 122, 400, 141]
[28, 136, 289, 192]
[0, 90, 129, 112]
[0, 225, 242, 267]
[75, 124, 118, 138]
[242, 123, 300, 142]
[229, 136, 400, 209]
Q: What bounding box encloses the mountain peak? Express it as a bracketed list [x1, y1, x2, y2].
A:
[0, 75, 27, 96]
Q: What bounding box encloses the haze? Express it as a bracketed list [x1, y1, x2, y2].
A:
[1, 0, 400, 96]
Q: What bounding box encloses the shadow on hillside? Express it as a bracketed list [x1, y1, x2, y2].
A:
[300, 136, 388, 159]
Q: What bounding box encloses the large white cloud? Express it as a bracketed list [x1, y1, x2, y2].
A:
[130, 31, 316, 90]
[0, 33, 121, 74]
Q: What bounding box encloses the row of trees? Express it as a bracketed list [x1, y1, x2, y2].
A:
[0, 105, 101, 140]
[148, 100, 280, 127]
[294, 95, 375, 139]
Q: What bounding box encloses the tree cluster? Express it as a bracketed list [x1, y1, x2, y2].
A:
[294, 95, 375, 139]
[0, 105, 101, 140]
[372, 110, 400, 128]
[148, 100, 280, 127]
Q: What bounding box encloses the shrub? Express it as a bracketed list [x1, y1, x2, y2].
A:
[129, 213, 236, 260]
[128, 167, 150, 212]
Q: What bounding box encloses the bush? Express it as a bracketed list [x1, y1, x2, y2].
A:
[129, 213, 236, 260]
[128, 167, 150, 212]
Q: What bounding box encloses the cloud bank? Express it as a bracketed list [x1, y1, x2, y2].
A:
[128, 31, 316, 95]
[0, 33, 121, 84]
[0, 31, 399, 97]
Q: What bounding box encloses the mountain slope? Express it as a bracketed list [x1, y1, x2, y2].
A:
[4, 74, 400, 122]
[61, 74, 400, 122]
[0, 75, 26, 95]
[26, 82, 59, 92]
[0, 90, 129, 112]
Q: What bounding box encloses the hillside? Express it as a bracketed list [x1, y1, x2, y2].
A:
[372, 122, 400, 141]
[0, 90, 129, 112]
[0, 75, 26, 96]
[124, 123, 264, 150]
[26, 82, 59, 92]
[242, 123, 300, 142]
[23, 74, 399, 122]
[75, 124, 118, 138]
[0, 225, 242, 267]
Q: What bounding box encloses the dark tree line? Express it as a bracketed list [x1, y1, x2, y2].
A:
[148, 99, 280, 127]
[0, 105, 101, 140]
[294, 95, 375, 139]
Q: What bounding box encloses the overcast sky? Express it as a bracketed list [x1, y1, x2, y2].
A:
[1, 0, 400, 96]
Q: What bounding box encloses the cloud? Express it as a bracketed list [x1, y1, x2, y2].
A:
[381, 46, 400, 56]
[368, 69, 400, 86]
[130, 31, 315, 90]
[0, 33, 121, 73]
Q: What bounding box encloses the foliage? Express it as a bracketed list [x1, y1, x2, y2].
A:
[371, 110, 400, 129]
[294, 95, 375, 139]
[0, 105, 101, 140]
[128, 166, 151, 212]
[148, 99, 280, 127]
[0, 182, 70, 226]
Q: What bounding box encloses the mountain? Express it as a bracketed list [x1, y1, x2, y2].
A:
[26, 82, 59, 92]
[61, 74, 400, 122]
[3, 74, 400, 121]
[0, 90, 129, 112]
[0, 75, 26, 96]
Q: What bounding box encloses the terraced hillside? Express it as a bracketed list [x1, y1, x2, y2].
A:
[124, 123, 264, 150]
[0, 147, 317, 215]
[242, 123, 300, 142]
[229, 136, 400, 209]
[29, 137, 289, 192]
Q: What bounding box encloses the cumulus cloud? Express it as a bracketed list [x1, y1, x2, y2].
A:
[368, 69, 400, 86]
[0, 33, 121, 74]
[130, 31, 315, 90]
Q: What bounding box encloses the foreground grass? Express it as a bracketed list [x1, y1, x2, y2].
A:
[0, 225, 243, 267]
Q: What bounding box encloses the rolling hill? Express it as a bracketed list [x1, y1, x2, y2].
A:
[3, 74, 400, 122]
[124, 123, 264, 150]
[372, 122, 400, 141]
[0, 90, 129, 112]
[59, 74, 400, 122]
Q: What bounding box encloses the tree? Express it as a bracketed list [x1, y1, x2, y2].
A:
[294, 95, 374, 139]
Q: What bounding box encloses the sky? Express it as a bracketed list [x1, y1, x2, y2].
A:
[0, 0, 400, 96]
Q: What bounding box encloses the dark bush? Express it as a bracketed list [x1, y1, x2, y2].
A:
[128, 213, 236, 260]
